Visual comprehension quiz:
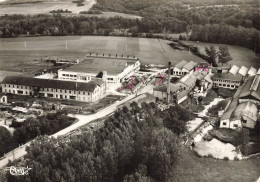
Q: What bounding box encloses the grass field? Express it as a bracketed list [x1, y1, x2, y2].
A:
[184, 41, 260, 69]
[0, 36, 204, 73]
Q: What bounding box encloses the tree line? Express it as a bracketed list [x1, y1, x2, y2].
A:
[5, 102, 194, 182]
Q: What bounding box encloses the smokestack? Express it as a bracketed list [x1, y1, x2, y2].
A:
[167, 62, 171, 103]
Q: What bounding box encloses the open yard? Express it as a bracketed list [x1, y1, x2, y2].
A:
[184, 41, 260, 69]
[0, 36, 204, 73]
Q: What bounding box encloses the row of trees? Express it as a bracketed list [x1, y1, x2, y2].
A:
[190, 24, 260, 53]
[205, 45, 233, 66]
[6, 102, 193, 182]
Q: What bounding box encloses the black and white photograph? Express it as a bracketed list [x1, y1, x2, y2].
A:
[0, 0, 259, 181]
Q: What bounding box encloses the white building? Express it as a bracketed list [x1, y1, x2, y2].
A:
[212, 73, 242, 89]
[172, 60, 187, 77]
[2, 76, 106, 103]
[58, 54, 140, 86]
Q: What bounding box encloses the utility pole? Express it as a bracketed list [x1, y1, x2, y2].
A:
[167, 62, 171, 104]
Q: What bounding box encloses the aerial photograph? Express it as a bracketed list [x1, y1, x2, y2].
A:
[0, 0, 259, 181]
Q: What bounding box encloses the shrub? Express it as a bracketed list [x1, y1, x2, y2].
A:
[223, 157, 229, 160]
[234, 156, 240, 161]
[207, 154, 214, 158]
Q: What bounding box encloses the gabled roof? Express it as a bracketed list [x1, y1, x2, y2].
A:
[238, 66, 249, 77]
[212, 73, 242, 81]
[229, 65, 240, 75]
[248, 67, 257, 77]
[239, 75, 260, 101]
[257, 68, 260, 75]
[2, 76, 104, 92]
[183, 61, 196, 71]
[174, 60, 188, 69]
[233, 101, 257, 121]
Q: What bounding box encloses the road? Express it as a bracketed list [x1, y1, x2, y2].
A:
[0, 74, 159, 169]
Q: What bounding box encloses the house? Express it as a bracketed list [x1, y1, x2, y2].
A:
[212, 73, 242, 89]
[172, 60, 187, 77]
[233, 101, 258, 129]
[1, 76, 106, 103]
[257, 68, 260, 75]
[58, 53, 140, 85]
[239, 74, 260, 105]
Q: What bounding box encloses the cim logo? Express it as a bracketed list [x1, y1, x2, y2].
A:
[5, 166, 32, 176]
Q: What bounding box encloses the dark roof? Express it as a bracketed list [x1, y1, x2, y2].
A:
[64, 57, 138, 75]
[2, 76, 104, 92]
[212, 73, 242, 81]
[239, 75, 260, 101]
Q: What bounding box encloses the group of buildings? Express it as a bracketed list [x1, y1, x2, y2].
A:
[1, 54, 141, 103]
[219, 74, 260, 129]
[153, 61, 212, 104]
[153, 60, 259, 130]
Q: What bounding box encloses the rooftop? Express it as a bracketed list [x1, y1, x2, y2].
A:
[174, 60, 188, 69]
[248, 66, 257, 76]
[233, 101, 258, 121]
[63, 55, 138, 75]
[183, 61, 196, 71]
[239, 75, 260, 101]
[2, 76, 104, 92]
[238, 66, 249, 77]
[229, 65, 240, 75]
[212, 73, 242, 81]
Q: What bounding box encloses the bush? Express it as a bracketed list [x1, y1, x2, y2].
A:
[207, 154, 214, 158]
[223, 157, 229, 160]
[234, 156, 240, 161]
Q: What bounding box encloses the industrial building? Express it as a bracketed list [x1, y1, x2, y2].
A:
[58, 53, 140, 85]
[2, 76, 106, 103]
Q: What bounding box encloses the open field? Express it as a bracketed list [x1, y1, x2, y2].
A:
[0, 36, 204, 73]
[184, 41, 260, 69]
[0, 0, 95, 15]
[174, 148, 260, 182]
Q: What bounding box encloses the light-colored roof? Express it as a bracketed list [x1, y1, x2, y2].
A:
[233, 101, 258, 121]
[257, 68, 260, 75]
[175, 60, 188, 69]
[238, 66, 249, 77]
[64, 56, 138, 75]
[248, 67, 257, 76]
[204, 74, 213, 83]
[229, 65, 240, 75]
[183, 61, 196, 71]
[239, 75, 260, 101]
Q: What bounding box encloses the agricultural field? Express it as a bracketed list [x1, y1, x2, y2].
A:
[0, 0, 95, 15]
[184, 41, 260, 69]
[0, 36, 204, 73]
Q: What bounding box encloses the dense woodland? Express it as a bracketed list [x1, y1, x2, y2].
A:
[5, 102, 193, 182]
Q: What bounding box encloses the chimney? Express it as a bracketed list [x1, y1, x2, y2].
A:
[167, 62, 171, 103]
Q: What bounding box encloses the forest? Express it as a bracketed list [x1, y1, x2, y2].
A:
[5, 102, 194, 182]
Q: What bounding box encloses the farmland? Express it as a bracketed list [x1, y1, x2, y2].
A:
[0, 36, 204, 73]
[184, 41, 260, 69]
[0, 0, 95, 15]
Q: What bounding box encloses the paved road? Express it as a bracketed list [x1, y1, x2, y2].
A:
[0, 74, 159, 169]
